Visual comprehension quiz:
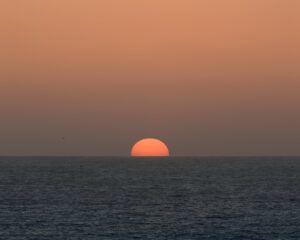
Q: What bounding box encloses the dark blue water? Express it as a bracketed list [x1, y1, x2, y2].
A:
[0, 157, 299, 239]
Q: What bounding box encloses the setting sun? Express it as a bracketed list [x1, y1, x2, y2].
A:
[131, 138, 170, 157]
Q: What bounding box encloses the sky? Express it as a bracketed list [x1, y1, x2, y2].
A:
[1, 0, 300, 156]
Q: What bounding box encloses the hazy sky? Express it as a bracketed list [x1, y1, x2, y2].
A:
[1, 0, 300, 156]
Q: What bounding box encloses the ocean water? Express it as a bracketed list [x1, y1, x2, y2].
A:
[0, 157, 299, 240]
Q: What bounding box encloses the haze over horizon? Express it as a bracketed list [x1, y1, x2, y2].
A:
[1, 0, 300, 156]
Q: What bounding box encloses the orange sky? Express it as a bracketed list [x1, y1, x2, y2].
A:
[1, 0, 300, 155]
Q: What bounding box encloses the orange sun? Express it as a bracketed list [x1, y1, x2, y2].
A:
[131, 138, 170, 157]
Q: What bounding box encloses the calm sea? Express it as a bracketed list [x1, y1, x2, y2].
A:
[0, 157, 299, 239]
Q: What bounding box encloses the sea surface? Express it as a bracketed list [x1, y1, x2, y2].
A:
[0, 157, 299, 240]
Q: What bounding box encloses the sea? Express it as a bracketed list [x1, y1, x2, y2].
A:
[0, 156, 299, 240]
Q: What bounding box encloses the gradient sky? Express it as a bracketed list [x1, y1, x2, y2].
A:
[1, 0, 300, 156]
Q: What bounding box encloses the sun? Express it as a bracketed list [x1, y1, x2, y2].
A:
[131, 138, 170, 157]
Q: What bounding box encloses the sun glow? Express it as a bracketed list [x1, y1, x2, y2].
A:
[131, 138, 170, 157]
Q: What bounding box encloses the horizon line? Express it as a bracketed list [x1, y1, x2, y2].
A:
[0, 155, 299, 158]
